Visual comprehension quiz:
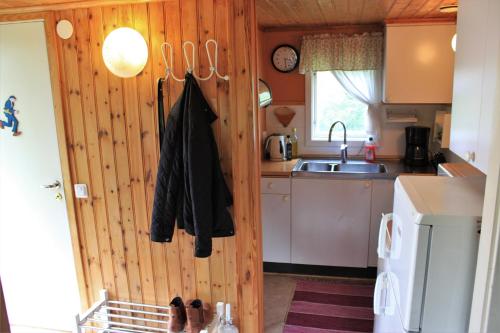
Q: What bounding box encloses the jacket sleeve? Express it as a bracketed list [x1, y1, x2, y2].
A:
[185, 94, 216, 257]
[150, 109, 181, 243]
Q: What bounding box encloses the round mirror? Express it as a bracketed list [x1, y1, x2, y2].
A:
[258, 79, 272, 108]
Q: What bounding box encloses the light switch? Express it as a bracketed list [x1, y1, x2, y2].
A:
[74, 184, 88, 198]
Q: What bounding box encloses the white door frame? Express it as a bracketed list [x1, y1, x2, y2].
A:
[0, 11, 88, 311]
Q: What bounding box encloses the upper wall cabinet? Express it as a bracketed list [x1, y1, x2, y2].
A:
[384, 23, 456, 104]
[449, 0, 499, 173]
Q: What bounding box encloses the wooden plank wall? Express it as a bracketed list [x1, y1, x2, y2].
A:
[46, 0, 262, 330]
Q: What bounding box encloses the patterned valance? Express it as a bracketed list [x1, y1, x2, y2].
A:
[299, 32, 384, 73]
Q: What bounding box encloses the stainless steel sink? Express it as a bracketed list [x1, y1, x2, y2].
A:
[333, 163, 386, 174]
[293, 159, 387, 175]
[298, 161, 334, 172]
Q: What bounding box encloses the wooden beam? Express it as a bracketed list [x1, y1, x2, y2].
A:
[0, 0, 164, 15]
[261, 23, 384, 33]
[229, 0, 264, 331]
[384, 16, 456, 25]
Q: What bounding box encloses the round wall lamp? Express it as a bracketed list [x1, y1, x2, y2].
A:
[451, 33, 457, 52]
[102, 27, 148, 78]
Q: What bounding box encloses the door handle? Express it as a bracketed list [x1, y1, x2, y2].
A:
[377, 213, 393, 259]
[41, 180, 61, 189]
[374, 272, 386, 315]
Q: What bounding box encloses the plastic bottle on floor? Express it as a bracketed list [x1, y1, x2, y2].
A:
[221, 304, 239, 333]
[208, 302, 225, 333]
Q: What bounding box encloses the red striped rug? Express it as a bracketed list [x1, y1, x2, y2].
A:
[283, 279, 375, 333]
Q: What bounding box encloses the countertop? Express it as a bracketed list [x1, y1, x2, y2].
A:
[261, 159, 300, 177]
[438, 162, 485, 177]
[261, 158, 436, 179]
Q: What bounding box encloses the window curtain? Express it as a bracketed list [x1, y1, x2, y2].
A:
[331, 70, 383, 138]
[299, 32, 384, 138]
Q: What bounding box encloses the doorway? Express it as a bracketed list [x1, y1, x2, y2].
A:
[0, 20, 80, 332]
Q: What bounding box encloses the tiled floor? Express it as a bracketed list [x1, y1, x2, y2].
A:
[264, 273, 297, 333]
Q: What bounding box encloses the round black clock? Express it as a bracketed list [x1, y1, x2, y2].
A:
[271, 44, 299, 73]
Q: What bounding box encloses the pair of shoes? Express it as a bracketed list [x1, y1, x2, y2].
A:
[168, 297, 212, 333]
[13, 131, 21, 136]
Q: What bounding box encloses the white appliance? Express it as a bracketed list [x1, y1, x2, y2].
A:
[374, 175, 485, 333]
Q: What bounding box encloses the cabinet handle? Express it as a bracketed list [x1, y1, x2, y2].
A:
[282, 195, 289, 202]
[267, 182, 274, 189]
[466, 151, 476, 162]
[364, 181, 371, 189]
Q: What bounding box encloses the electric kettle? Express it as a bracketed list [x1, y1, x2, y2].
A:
[264, 134, 287, 161]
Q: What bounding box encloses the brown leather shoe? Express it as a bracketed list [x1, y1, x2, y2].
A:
[185, 299, 212, 333]
[13, 131, 21, 136]
[168, 296, 186, 332]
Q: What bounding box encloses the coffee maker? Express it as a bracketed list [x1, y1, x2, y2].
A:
[404, 126, 430, 166]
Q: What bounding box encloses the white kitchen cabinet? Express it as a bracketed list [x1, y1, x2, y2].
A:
[384, 23, 456, 104]
[449, 0, 499, 173]
[368, 179, 395, 267]
[261, 177, 291, 263]
[291, 178, 371, 267]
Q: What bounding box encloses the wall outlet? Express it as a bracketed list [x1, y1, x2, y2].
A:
[74, 184, 88, 198]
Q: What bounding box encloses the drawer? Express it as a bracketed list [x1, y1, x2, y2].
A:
[261, 177, 290, 194]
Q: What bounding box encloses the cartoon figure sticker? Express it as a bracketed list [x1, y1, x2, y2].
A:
[0, 95, 22, 136]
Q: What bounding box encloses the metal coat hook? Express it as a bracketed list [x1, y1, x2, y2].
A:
[205, 39, 229, 81]
[160, 39, 229, 83]
[160, 42, 184, 82]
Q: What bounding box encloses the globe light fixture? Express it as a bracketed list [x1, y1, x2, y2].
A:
[102, 27, 148, 78]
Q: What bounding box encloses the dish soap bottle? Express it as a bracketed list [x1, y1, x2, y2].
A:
[365, 136, 377, 162]
[291, 128, 298, 159]
[221, 304, 239, 333]
[285, 135, 293, 161]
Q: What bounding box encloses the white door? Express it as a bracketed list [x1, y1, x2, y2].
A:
[0, 21, 80, 331]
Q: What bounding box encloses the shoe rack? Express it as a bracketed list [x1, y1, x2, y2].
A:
[75, 289, 211, 333]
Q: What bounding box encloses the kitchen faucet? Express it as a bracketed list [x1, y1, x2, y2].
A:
[328, 121, 348, 163]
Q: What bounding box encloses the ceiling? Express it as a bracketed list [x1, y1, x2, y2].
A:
[257, 0, 457, 29]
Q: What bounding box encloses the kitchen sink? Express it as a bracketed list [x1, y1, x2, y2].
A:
[298, 161, 334, 172]
[293, 159, 387, 175]
[333, 163, 386, 173]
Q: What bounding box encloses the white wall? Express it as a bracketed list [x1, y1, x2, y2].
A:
[264, 103, 450, 157]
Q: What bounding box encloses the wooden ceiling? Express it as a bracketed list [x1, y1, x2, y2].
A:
[257, 0, 457, 29]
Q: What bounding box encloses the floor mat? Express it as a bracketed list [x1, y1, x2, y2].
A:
[283, 279, 375, 333]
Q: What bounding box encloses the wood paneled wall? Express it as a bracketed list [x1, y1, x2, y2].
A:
[34, 0, 261, 330]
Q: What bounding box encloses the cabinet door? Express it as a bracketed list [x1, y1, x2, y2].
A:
[384, 24, 455, 104]
[368, 180, 395, 267]
[473, 0, 500, 172]
[291, 178, 371, 267]
[261, 193, 291, 263]
[449, 0, 492, 171]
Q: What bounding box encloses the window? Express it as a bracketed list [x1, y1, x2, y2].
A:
[309, 71, 368, 142]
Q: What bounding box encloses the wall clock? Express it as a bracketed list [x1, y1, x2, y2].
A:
[271, 44, 299, 73]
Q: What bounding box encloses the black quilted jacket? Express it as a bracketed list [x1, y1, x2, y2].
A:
[150, 74, 234, 258]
